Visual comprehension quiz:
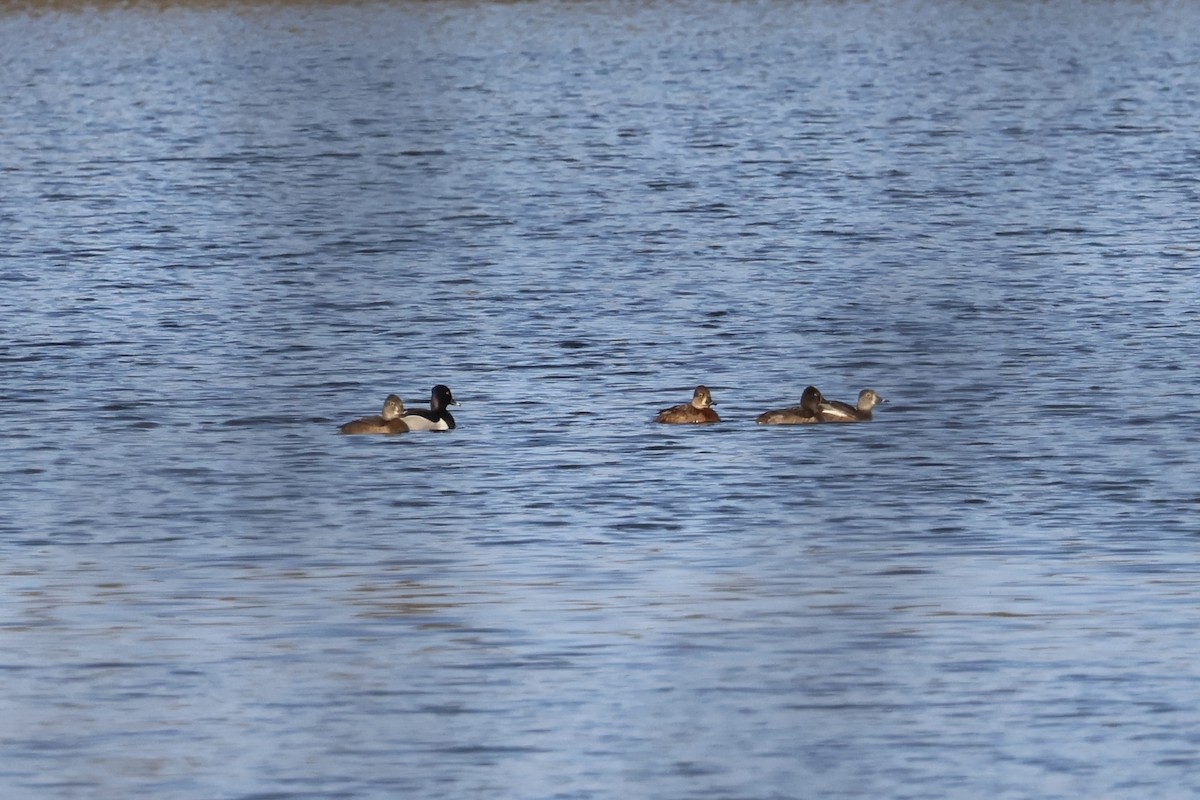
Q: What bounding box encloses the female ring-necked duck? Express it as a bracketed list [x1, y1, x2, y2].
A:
[756, 386, 823, 425]
[655, 384, 720, 424]
[818, 388, 886, 422]
[400, 384, 459, 431]
[339, 394, 409, 435]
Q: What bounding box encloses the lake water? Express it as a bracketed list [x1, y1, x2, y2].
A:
[3, 0, 1200, 797]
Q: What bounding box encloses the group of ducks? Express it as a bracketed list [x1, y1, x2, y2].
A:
[339, 384, 459, 435]
[339, 382, 884, 435]
[654, 384, 885, 425]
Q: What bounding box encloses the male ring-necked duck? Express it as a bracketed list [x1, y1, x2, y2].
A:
[655, 384, 720, 424]
[818, 388, 886, 422]
[400, 384, 459, 431]
[756, 386, 823, 425]
[339, 394, 409, 435]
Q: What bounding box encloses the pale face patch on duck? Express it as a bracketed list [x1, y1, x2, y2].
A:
[859, 390, 886, 411]
[381, 395, 405, 420]
[690, 385, 715, 409]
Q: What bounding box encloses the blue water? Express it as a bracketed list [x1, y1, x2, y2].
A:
[3, 1, 1200, 798]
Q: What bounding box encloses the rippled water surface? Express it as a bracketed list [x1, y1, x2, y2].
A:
[3, 1, 1200, 797]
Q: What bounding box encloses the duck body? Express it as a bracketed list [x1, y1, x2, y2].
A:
[756, 386, 823, 425]
[340, 394, 409, 435]
[340, 417, 409, 435]
[655, 385, 720, 424]
[818, 389, 886, 422]
[400, 384, 459, 431]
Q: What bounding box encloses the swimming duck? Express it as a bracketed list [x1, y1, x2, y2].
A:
[400, 384, 459, 431]
[756, 386, 823, 425]
[339, 394, 409, 435]
[655, 385, 720, 424]
[818, 389, 886, 422]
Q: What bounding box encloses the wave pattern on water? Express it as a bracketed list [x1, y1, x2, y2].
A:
[3, 1, 1200, 799]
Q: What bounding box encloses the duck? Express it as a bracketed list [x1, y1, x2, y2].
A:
[339, 394, 409, 435]
[655, 385, 720, 424]
[400, 384, 459, 431]
[756, 386, 823, 425]
[818, 389, 886, 422]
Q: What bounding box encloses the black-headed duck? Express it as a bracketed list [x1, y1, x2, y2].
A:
[339, 394, 409, 435]
[655, 385, 720, 424]
[818, 389, 886, 422]
[400, 384, 459, 431]
[756, 386, 823, 425]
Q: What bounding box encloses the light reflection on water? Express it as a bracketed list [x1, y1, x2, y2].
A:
[3, 1, 1200, 798]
